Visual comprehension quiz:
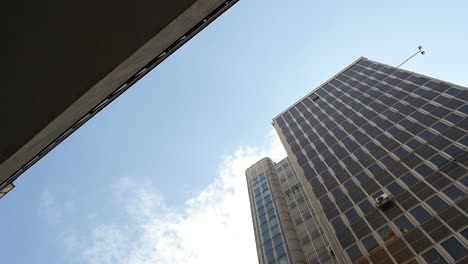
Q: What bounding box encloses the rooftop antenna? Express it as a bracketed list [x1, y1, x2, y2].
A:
[397, 46, 425, 68]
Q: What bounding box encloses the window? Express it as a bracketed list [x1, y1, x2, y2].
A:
[346, 245, 362, 261]
[301, 235, 311, 245]
[266, 249, 275, 263]
[381, 155, 396, 167]
[422, 103, 437, 112]
[303, 211, 312, 220]
[332, 188, 345, 200]
[288, 202, 297, 209]
[443, 185, 464, 202]
[441, 237, 467, 261]
[310, 178, 321, 187]
[461, 227, 468, 241]
[266, 202, 274, 212]
[309, 258, 320, 264]
[445, 113, 463, 124]
[377, 225, 394, 241]
[344, 180, 357, 191]
[358, 200, 374, 214]
[277, 255, 288, 264]
[394, 215, 414, 231]
[269, 216, 278, 226]
[258, 205, 267, 215]
[356, 171, 370, 183]
[422, 248, 448, 264]
[405, 139, 423, 151]
[254, 188, 261, 197]
[331, 216, 346, 231]
[271, 225, 280, 237]
[273, 234, 283, 247]
[410, 110, 424, 120]
[401, 173, 418, 186]
[267, 209, 275, 219]
[318, 250, 332, 262]
[387, 182, 404, 196]
[415, 163, 434, 177]
[462, 176, 468, 188]
[444, 144, 464, 158]
[461, 135, 468, 147]
[429, 154, 449, 167]
[264, 240, 273, 252]
[432, 122, 449, 133]
[420, 130, 437, 142]
[394, 146, 410, 158]
[345, 208, 360, 223]
[426, 195, 449, 213]
[294, 217, 302, 225]
[410, 205, 431, 224]
[297, 196, 305, 204]
[362, 235, 379, 252]
[369, 163, 383, 175]
[255, 196, 263, 204]
[276, 245, 286, 257]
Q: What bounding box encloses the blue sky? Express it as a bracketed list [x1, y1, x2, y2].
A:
[1, 1, 468, 263]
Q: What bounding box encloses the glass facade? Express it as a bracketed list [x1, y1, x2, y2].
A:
[247, 157, 335, 264]
[247, 158, 298, 264]
[248, 57, 467, 264]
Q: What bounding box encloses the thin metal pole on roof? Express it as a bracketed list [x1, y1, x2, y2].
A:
[397, 46, 426, 68]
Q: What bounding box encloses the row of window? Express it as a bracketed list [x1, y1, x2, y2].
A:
[272, 59, 468, 263]
[248, 165, 291, 264]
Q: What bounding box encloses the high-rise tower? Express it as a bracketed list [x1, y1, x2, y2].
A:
[247, 57, 468, 264]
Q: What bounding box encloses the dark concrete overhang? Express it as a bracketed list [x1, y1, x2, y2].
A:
[0, 0, 238, 195]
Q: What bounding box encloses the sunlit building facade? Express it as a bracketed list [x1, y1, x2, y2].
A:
[247, 57, 468, 264]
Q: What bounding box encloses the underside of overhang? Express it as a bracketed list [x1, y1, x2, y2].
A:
[0, 0, 238, 194]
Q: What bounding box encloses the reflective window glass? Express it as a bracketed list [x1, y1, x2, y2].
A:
[278, 255, 288, 264]
[276, 245, 286, 257]
[269, 216, 278, 226]
[387, 182, 404, 196]
[346, 245, 362, 261]
[394, 215, 415, 231]
[331, 216, 346, 231]
[426, 195, 449, 213]
[443, 185, 464, 202]
[415, 163, 434, 177]
[345, 208, 360, 223]
[422, 248, 448, 264]
[402, 173, 418, 186]
[410, 205, 431, 224]
[358, 200, 374, 214]
[273, 234, 283, 247]
[441, 237, 467, 261]
[271, 225, 280, 236]
[264, 240, 273, 252]
[266, 249, 275, 263]
[378, 225, 394, 241]
[362, 235, 379, 252]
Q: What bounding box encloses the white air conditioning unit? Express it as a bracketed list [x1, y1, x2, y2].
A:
[375, 192, 393, 208]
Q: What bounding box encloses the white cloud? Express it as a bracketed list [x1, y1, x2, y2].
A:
[42, 130, 286, 264]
